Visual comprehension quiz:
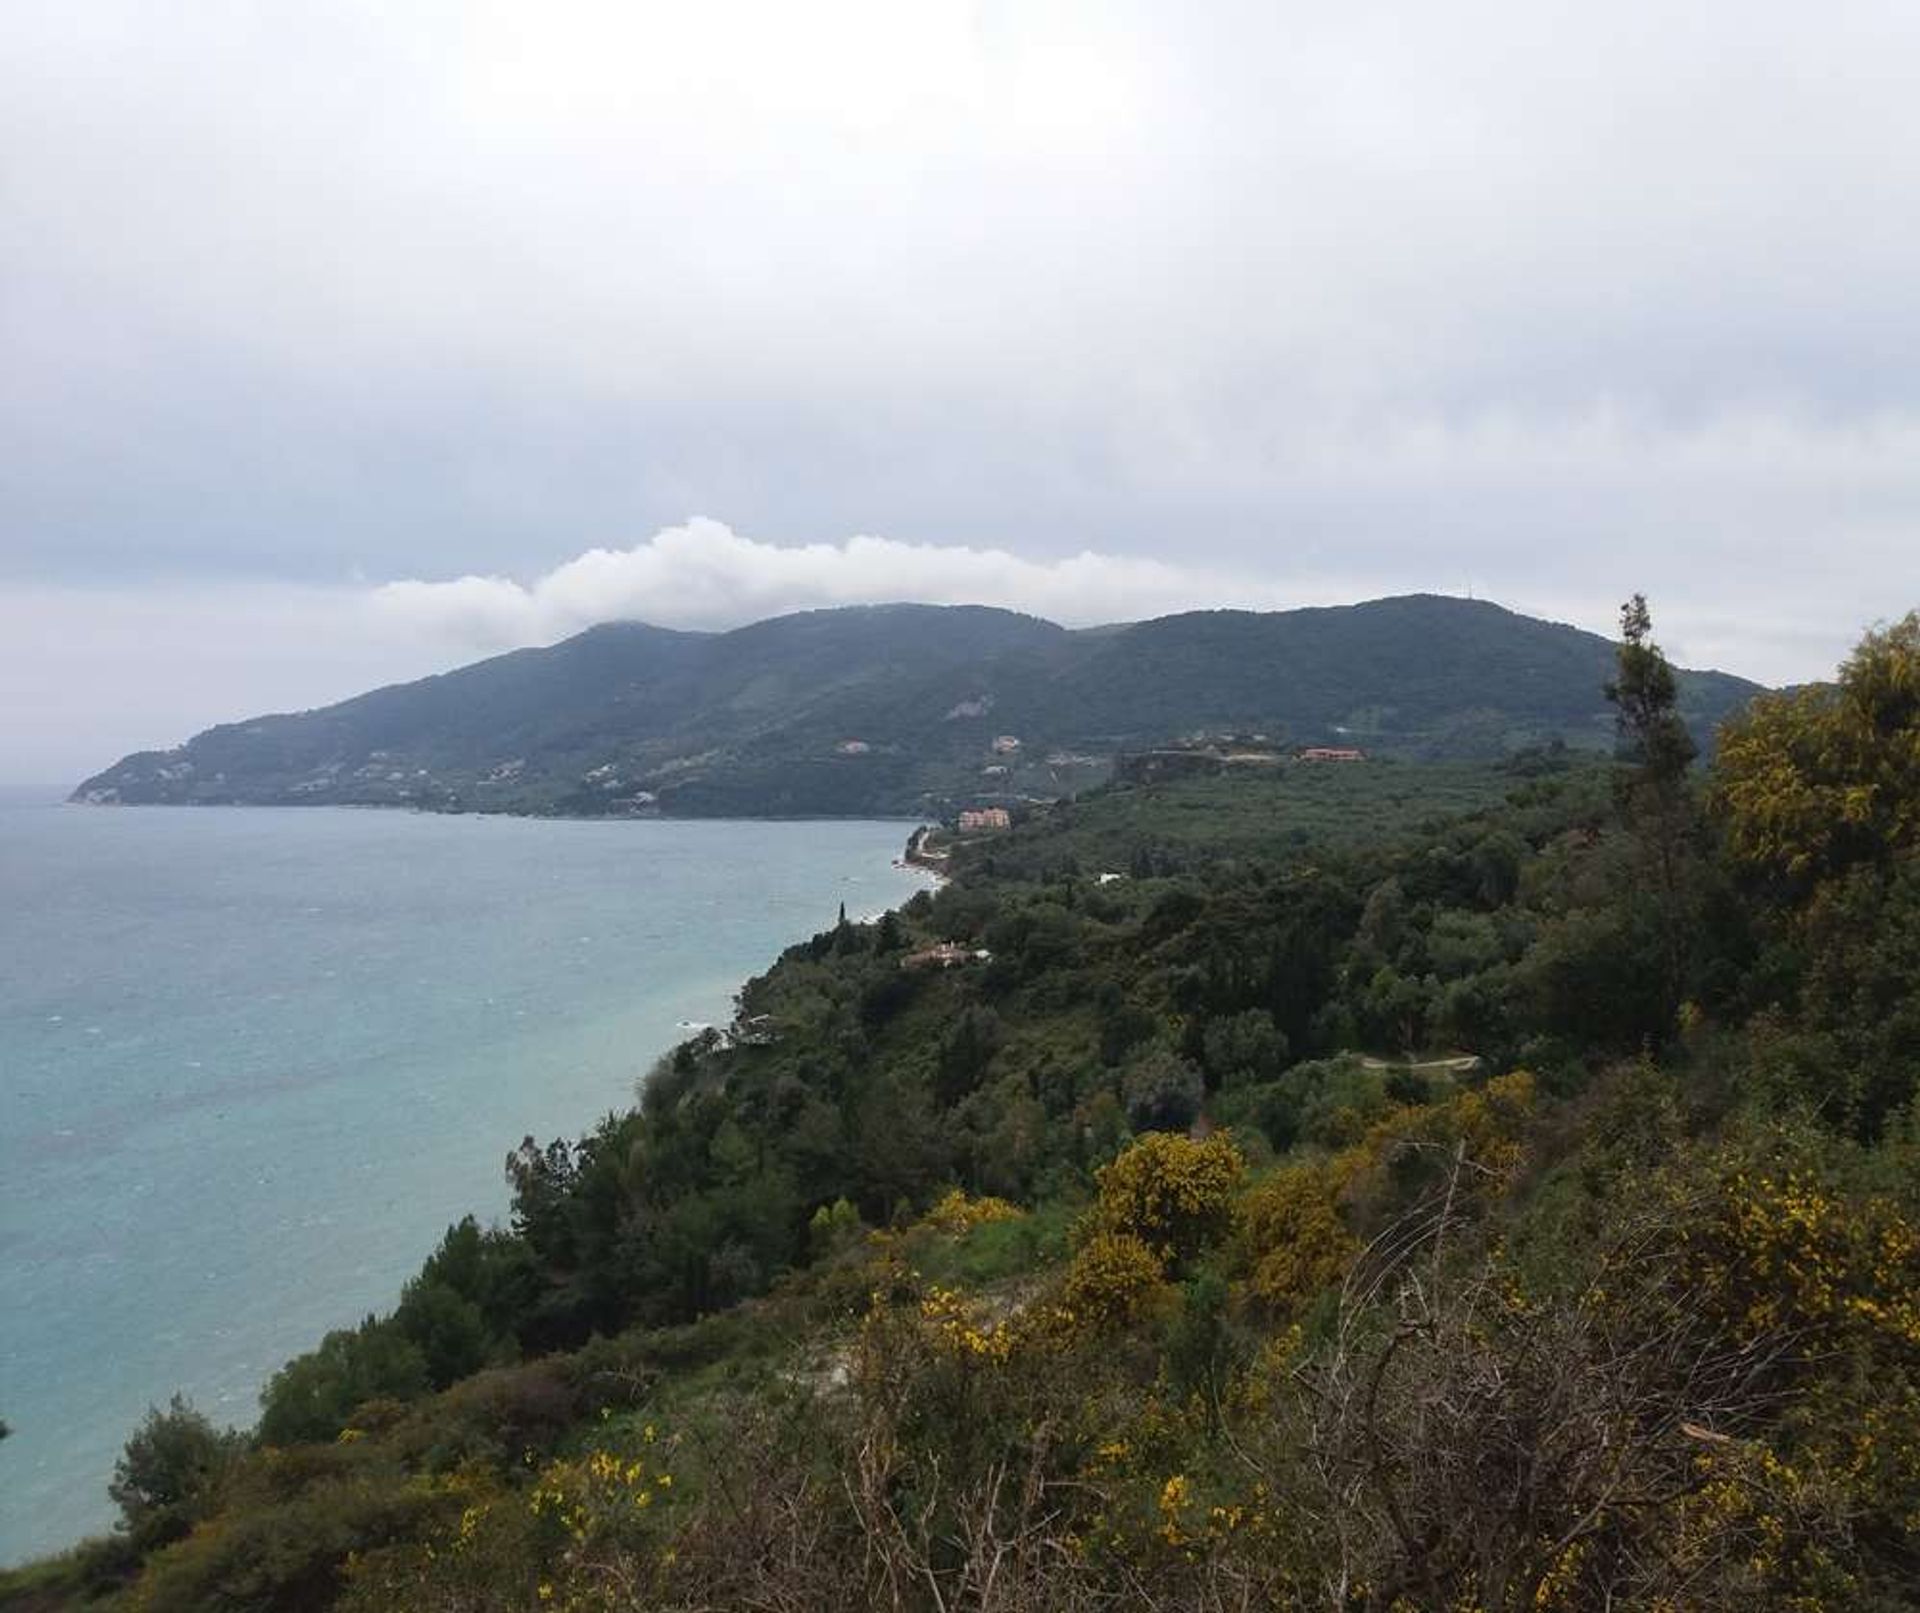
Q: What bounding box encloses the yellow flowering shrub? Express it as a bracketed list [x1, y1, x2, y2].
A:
[1054, 1231, 1172, 1335]
[1157, 1472, 1192, 1547]
[1680, 1159, 1920, 1352]
[923, 1188, 1024, 1233]
[1335, 1069, 1537, 1233]
[1235, 1159, 1359, 1317]
[1070, 1433, 1279, 1572]
[915, 1283, 1016, 1361]
[517, 1428, 678, 1610]
[1654, 1438, 1860, 1607]
[1230, 1073, 1534, 1314]
[1711, 611, 1920, 887]
[1088, 1131, 1245, 1266]
[1610, 1141, 1920, 1603]
[1365, 1068, 1535, 1177]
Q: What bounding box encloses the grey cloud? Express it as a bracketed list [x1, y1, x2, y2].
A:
[1, 0, 1916, 773]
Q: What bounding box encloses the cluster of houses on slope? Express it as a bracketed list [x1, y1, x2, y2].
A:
[958, 806, 1012, 832]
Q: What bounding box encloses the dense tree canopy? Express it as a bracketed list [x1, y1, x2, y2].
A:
[1716, 611, 1920, 887]
[18, 601, 1920, 1613]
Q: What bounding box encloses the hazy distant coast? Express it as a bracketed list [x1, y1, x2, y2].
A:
[71, 597, 1762, 824]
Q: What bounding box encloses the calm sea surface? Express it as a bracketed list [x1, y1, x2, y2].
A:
[0, 800, 927, 1564]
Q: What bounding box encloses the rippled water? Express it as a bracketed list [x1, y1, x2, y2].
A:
[0, 801, 925, 1563]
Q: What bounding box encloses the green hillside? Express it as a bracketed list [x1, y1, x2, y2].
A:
[15, 608, 1919, 1613]
[71, 596, 1760, 818]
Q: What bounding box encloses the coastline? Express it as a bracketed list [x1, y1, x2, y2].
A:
[65, 794, 939, 826]
[900, 822, 952, 883]
[0, 809, 929, 1568]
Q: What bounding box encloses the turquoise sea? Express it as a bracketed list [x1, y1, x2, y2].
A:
[0, 799, 927, 1565]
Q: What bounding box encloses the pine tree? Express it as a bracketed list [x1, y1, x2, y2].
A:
[1605, 594, 1698, 1028]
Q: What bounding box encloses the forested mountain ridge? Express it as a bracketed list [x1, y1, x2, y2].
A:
[71, 595, 1761, 817]
[15, 604, 1919, 1613]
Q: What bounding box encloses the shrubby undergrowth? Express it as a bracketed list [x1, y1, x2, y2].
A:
[7, 606, 1919, 1612]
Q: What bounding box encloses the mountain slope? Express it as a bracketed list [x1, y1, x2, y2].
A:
[993, 597, 1755, 749]
[72, 596, 1762, 817]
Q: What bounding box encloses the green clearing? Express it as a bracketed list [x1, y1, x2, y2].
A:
[951, 756, 1587, 880]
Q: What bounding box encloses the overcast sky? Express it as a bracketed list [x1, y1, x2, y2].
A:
[4, 1, 1918, 784]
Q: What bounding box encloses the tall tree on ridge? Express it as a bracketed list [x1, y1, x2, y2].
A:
[1606, 594, 1698, 1029]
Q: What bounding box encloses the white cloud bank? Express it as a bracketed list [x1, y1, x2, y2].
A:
[6, 519, 1892, 791]
[369, 517, 1333, 650]
[2, 529, 1355, 785]
[366, 513, 1903, 692]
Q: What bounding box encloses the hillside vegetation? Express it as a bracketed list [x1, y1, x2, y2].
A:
[71, 596, 1759, 819]
[14, 602, 1917, 1613]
